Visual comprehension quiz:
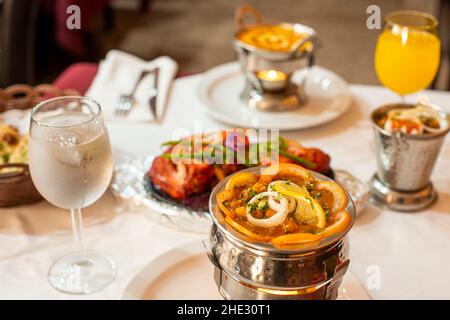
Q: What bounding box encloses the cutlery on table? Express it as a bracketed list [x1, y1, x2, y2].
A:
[115, 70, 150, 118]
[148, 67, 159, 122]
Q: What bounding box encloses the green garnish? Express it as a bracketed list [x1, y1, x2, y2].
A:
[305, 182, 314, 192]
[161, 140, 181, 147]
[247, 202, 258, 214]
[258, 200, 269, 212]
[279, 150, 317, 169]
[279, 136, 287, 150]
[322, 204, 330, 220]
[312, 192, 322, 199]
[161, 152, 204, 160]
[159, 135, 317, 170]
[214, 143, 248, 166]
[2, 153, 9, 163]
[248, 188, 257, 198]
[160, 141, 252, 166]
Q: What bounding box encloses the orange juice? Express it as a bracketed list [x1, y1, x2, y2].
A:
[374, 28, 440, 95]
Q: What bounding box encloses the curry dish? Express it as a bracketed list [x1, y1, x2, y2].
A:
[216, 163, 351, 248]
[375, 105, 446, 135]
[0, 123, 28, 166]
[236, 24, 307, 52]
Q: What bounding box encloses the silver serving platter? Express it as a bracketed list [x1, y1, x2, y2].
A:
[110, 154, 370, 234]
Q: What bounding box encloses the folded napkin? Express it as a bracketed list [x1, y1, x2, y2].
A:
[86, 50, 178, 122]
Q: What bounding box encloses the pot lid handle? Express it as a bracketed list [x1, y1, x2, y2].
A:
[325, 259, 350, 299]
[235, 4, 263, 32]
[290, 33, 318, 59]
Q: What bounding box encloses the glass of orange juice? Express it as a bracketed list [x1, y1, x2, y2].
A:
[374, 10, 440, 97]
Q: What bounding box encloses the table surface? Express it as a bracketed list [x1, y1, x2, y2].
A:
[0, 72, 449, 300]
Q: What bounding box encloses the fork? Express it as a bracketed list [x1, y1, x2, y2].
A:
[115, 70, 150, 117]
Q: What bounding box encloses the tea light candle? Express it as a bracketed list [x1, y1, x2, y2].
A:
[257, 70, 286, 81]
[256, 70, 287, 91]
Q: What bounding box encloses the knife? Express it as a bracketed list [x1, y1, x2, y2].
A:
[149, 67, 160, 122]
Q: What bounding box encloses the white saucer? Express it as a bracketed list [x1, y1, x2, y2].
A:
[197, 62, 352, 130]
[121, 241, 371, 300]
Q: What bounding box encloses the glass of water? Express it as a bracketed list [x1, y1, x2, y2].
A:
[29, 96, 115, 294]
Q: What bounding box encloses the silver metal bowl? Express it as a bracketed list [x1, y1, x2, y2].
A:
[234, 23, 318, 111]
[207, 166, 356, 300]
[369, 103, 450, 212]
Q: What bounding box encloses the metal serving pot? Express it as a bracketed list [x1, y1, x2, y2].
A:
[207, 167, 356, 300]
[234, 22, 317, 77]
[233, 5, 318, 111]
[371, 103, 450, 191]
[369, 102, 450, 211]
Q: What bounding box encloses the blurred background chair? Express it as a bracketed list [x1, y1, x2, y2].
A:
[0, 0, 39, 86]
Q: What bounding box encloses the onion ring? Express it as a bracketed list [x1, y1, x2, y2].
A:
[268, 180, 299, 213]
[246, 191, 288, 228]
[268, 195, 296, 213]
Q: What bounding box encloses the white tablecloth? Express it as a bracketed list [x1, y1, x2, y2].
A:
[0, 73, 449, 300]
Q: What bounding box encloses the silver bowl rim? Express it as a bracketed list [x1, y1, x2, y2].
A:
[233, 22, 318, 58]
[209, 166, 356, 254]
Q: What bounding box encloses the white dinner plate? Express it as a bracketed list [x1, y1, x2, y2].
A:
[121, 241, 371, 300]
[197, 62, 352, 130]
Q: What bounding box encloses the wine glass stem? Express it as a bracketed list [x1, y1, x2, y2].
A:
[70, 208, 85, 253]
